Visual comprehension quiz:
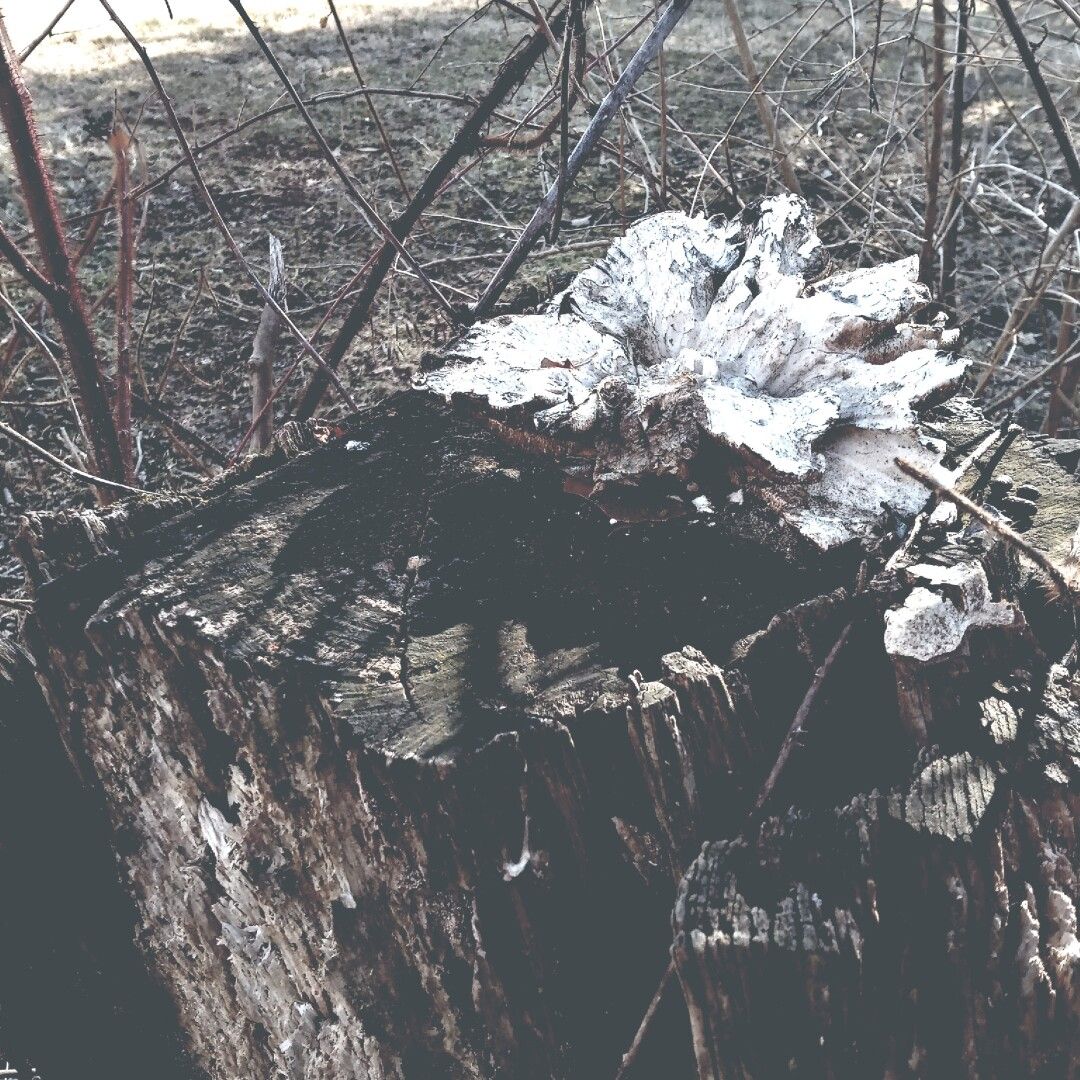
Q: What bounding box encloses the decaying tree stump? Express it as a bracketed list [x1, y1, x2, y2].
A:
[0, 638, 200, 1079]
[7, 198, 1080, 1078]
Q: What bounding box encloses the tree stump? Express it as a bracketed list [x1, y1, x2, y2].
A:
[8, 199, 1080, 1078]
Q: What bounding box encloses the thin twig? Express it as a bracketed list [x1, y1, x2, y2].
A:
[326, 0, 412, 203]
[16, 0, 76, 63]
[472, 0, 695, 320]
[228, 0, 455, 322]
[293, 8, 567, 419]
[249, 235, 285, 453]
[748, 614, 861, 826]
[992, 0, 1080, 195]
[98, 0, 359, 412]
[0, 418, 146, 495]
[613, 958, 676, 1080]
[719, 0, 802, 195]
[896, 457, 1073, 600]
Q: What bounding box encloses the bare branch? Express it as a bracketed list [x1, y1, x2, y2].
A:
[0, 13, 125, 488]
[471, 0, 696, 320]
[98, 0, 360, 412]
[0, 418, 146, 496]
[227, 0, 456, 323]
[16, 0, 76, 63]
[293, 6, 568, 419]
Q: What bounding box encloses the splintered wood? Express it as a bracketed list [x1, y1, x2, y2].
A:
[423, 194, 967, 548]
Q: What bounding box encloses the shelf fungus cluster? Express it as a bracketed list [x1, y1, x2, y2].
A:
[423, 194, 967, 548]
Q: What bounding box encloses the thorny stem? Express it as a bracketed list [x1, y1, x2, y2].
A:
[0, 13, 125, 490]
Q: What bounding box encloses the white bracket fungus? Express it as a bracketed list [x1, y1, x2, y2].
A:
[422, 195, 967, 549]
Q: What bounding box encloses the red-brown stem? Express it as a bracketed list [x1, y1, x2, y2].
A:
[919, 0, 946, 288]
[110, 126, 135, 482]
[0, 15, 124, 490]
[1046, 272, 1079, 436]
[73, 172, 117, 269]
[99, 0, 358, 414]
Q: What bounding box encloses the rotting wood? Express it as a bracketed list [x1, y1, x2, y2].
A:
[0, 636, 201, 1080]
[9, 199, 1080, 1079]
[427, 195, 966, 549]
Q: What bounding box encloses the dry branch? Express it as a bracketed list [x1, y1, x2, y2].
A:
[0, 418, 145, 495]
[0, 14, 125, 487]
[471, 0, 695, 320]
[16, 0, 76, 63]
[326, 0, 411, 203]
[110, 124, 136, 483]
[993, 0, 1080, 196]
[293, 4, 574, 419]
[719, 0, 802, 197]
[228, 0, 455, 323]
[98, 0, 360, 413]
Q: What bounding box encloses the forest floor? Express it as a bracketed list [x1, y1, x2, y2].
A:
[1, 0, 1077, 628]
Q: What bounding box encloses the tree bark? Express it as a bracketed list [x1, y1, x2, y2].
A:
[10, 391, 1080, 1079]
[0, 637, 201, 1080]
